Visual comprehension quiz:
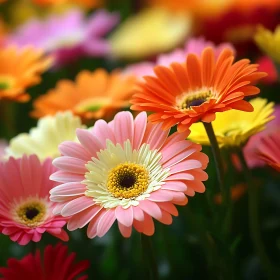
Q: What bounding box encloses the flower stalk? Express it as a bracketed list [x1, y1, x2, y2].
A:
[237, 150, 277, 280]
[141, 234, 159, 280]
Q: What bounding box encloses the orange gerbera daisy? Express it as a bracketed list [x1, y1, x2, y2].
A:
[131, 47, 266, 132]
[31, 69, 136, 121]
[0, 46, 52, 102]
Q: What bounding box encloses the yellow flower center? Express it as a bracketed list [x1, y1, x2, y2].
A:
[75, 97, 112, 113]
[0, 75, 15, 90]
[15, 200, 46, 227]
[177, 90, 212, 110]
[107, 162, 149, 199]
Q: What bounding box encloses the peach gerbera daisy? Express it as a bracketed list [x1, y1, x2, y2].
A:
[50, 111, 208, 238]
[131, 47, 266, 133]
[0, 155, 69, 245]
[0, 46, 52, 102]
[31, 69, 136, 121]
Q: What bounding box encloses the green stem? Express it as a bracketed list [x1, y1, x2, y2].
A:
[140, 234, 159, 280]
[237, 150, 277, 279]
[30, 241, 37, 255]
[203, 122, 229, 206]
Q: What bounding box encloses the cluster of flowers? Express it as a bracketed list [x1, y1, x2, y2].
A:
[0, 0, 280, 278]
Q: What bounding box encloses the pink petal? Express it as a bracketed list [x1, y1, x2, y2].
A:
[113, 112, 134, 145]
[133, 112, 147, 150]
[133, 206, 145, 221]
[142, 122, 169, 150]
[87, 209, 106, 239]
[50, 171, 85, 183]
[118, 222, 132, 238]
[161, 141, 192, 164]
[138, 200, 162, 220]
[115, 206, 133, 227]
[160, 131, 190, 152]
[53, 156, 87, 175]
[141, 213, 155, 236]
[161, 181, 187, 192]
[147, 190, 174, 202]
[157, 202, 178, 216]
[59, 141, 92, 161]
[186, 180, 206, 193]
[61, 196, 95, 216]
[156, 210, 172, 225]
[76, 128, 103, 157]
[49, 182, 85, 199]
[67, 205, 102, 231]
[170, 160, 202, 174]
[97, 210, 116, 237]
[90, 119, 116, 146]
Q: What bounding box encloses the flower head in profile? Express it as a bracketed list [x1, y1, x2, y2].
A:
[125, 37, 235, 78]
[255, 130, 280, 172]
[188, 98, 274, 148]
[242, 105, 280, 169]
[0, 155, 68, 245]
[109, 7, 192, 60]
[0, 243, 89, 280]
[31, 70, 136, 121]
[50, 111, 208, 238]
[254, 25, 280, 64]
[7, 9, 119, 66]
[5, 111, 85, 161]
[131, 47, 266, 133]
[0, 46, 52, 102]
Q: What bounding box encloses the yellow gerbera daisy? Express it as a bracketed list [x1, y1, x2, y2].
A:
[254, 25, 280, 64]
[109, 7, 192, 60]
[5, 111, 85, 161]
[188, 98, 274, 148]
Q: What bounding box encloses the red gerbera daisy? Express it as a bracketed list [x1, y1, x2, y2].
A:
[0, 243, 89, 280]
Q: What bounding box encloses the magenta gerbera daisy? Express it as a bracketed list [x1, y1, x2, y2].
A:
[50, 111, 208, 238]
[0, 155, 69, 245]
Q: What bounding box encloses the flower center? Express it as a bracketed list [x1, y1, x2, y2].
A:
[177, 90, 212, 110]
[15, 200, 46, 227]
[0, 75, 15, 90]
[107, 162, 149, 199]
[75, 97, 112, 113]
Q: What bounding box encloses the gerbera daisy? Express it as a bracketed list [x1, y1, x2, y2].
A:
[254, 25, 280, 64]
[188, 98, 274, 148]
[0, 155, 68, 245]
[109, 7, 192, 60]
[242, 105, 280, 169]
[255, 130, 280, 172]
[0, 243, 89, 280]
[50, 111, 208, 238]
[7, 9, 119, 66]
[125, 37, 235, 78]
[5, 111, 85, 161]
[31, 69, 136, 121]
[131, 47, 266, 133]
[0, 46, 52, 102]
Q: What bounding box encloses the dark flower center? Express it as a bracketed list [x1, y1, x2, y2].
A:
[25, 207, 40, 220]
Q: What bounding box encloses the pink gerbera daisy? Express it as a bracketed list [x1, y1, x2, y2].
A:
[50, 111, 208, 238]
[0, 243, 89, 280]
[0, 155, 69, 245]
